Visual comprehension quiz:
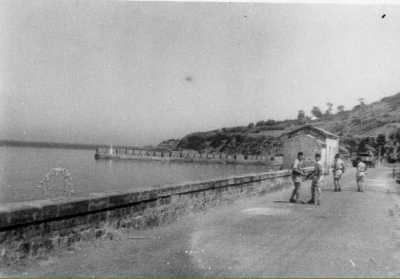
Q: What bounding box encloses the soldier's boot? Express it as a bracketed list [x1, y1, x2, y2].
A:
[295, 191, 301, 202]
[333, 182, 338, 192]
[307, 186, 315, 204]
[315, 188, 321, 205]
[289, 189, 297, 202]
[290, 183, 301, 202]
[289, 193, 297, 203]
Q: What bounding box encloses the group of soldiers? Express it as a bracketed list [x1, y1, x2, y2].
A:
[289, 152, 367, 205]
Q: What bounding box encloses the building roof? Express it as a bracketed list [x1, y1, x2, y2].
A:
[283, 125, 339, 140]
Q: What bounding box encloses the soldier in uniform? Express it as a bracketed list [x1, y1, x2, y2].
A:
[333, 153, 345, 192]
[307, 153, 323, 205]
[289, 152, 305, 203]
[356, 157, 367, 192]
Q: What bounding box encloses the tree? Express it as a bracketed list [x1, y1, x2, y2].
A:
[337, 105, 345, 113]
[358, 137, 376, 154]
[358, 98, 365, 106]
[376, 134, 386, 146]
[389, 128, 400, 143]
[311, 106, 323, 119]
[247, 122, 255, 129]
[297, 110, 306, 122]
[325, 102, 333, 116]
[255, 121, 265, 127]
[342, 136, 360, 154]
[376, 133, 386, 161]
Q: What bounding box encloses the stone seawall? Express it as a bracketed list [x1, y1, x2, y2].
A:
[0, 169, 304, 264]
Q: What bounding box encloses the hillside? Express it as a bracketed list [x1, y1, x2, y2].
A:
[316, 92, 400, 137]
[158, 92, 400, 155]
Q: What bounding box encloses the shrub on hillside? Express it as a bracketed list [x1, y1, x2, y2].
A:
[177, 134, 207, 150]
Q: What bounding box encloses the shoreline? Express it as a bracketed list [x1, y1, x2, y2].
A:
[94, 153, 279, 167]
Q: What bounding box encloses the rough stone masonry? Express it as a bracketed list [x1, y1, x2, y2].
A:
[0, 168, 311, 264]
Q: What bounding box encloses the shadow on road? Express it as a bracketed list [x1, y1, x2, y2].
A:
[273, 200, 307, 205]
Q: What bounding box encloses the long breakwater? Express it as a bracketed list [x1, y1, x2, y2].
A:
[95, 147, 283, 168]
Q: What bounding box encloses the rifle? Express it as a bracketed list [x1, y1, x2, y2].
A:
[304, 171, 314, 181]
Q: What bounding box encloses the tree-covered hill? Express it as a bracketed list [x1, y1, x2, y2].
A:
[159, 92, 400, 156]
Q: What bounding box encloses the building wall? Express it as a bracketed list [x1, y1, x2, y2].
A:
[282, 134, 323, 168]
[325, 138, 339, 171]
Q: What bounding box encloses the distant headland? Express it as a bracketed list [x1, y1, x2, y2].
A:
[0, 140, 153, 151]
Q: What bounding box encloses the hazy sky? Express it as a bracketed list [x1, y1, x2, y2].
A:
[1, 1, 400, 145]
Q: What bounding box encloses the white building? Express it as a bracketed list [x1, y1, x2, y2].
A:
[279, 125, 339, 173]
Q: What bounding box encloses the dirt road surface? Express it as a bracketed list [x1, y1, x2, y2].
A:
[2, 166, 400, 276]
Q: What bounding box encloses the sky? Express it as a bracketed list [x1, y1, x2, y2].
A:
[1, 1, 400, 146]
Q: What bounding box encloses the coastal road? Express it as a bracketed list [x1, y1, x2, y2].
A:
[4, 166, 400, 276]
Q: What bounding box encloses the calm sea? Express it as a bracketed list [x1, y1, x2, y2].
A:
[0, 146, 268, 203]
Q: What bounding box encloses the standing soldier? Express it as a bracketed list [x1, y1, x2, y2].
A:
[333, 153, 345, 192]
[356, 157, 367, 192]
[289, 152, 305, 203]
[307, 153, 323, 205]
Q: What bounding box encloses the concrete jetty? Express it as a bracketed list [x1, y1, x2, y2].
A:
[94, 146, 283, 167]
